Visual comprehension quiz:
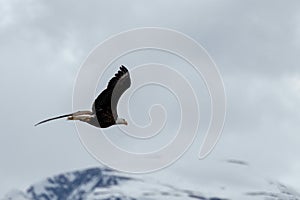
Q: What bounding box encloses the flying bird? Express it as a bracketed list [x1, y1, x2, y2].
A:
[35, 65, 131, 128]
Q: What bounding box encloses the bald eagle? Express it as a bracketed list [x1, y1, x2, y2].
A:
[35, 65, 131, 128]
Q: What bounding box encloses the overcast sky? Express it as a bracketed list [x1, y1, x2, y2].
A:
[1, 0, 300, 198]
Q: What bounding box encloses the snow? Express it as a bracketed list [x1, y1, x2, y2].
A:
[1, 190, 29, 200]
[2, 167, 300, 200]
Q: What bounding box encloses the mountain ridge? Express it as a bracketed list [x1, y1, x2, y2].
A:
[2, 167, 226, 200]
[2, 167, 300, 200]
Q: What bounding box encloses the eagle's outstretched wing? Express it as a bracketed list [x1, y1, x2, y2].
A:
[93, 65, 131, 121]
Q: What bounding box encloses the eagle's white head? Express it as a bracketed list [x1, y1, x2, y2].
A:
[116, 118, 128, 125]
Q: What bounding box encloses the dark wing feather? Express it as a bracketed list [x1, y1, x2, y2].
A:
[93, 65, 131, 121]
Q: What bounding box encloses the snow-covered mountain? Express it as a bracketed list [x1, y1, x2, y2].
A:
[2, 167, 300, 200]
[1, 167, 226, 200]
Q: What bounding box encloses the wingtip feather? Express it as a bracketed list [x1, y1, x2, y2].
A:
[120, 65, 128, 72]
